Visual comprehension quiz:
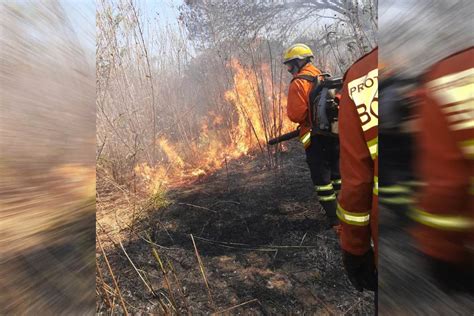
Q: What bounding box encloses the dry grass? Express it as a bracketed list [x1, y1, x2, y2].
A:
[191, 234, 216, 310]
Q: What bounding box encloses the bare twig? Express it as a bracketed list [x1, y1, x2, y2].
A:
[190, 234, 215, 309]
[343, 297, 363, 315]
[97, 236, 129, 315]
[139, 234, 181, 251]
[96, 261, 112, 309]
[192, 235, 320, 250]
[97, 135, 107, 161]
[211, 298, 259, 315]
[300, 232, 308, 246]
[129, 0, 157, 161]
[151, 246, 177, 310]
[167, 260, 191, 315]
[177, 202, 217, 213]
[211, 200, 241, 206]
[119, 239, 156, 296]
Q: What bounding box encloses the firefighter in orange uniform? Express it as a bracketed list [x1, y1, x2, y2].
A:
[337, 47, 378, 292]
[283, 43, 341, 226]
[411, 46, 474, 291]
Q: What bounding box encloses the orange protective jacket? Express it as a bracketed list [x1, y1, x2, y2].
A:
[337, 47, 379, 257]
[412, 47, 474, 264]
[287, 63, 322, 145]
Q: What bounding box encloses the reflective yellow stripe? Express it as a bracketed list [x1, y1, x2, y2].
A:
[315, 183, 333, 191]
[368, 144, 377, 159]
[319, 193, 336, 201]
[380, 196, 413, 205]
[379, 185, 410, 194]
[300, 132, 311, 145]
[399, 180, 425, 189]
[336, 203, 370, 226]
[373, 176, 378, 195]
[459, 139, 474, 159]
[427, 68, 474, 131]
[409, 208, 474, 231]
[332, 179, 342, 185]
[367, 137, 378, 159]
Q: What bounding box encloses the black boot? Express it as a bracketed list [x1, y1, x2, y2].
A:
[314, 183, 338, 227]
[320, 198, 338, 227]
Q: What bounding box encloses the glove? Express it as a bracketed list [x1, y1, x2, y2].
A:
[342, 248, 377, 292]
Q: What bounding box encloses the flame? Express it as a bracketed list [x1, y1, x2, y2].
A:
[158, 137, 185, 171]
[135, 58, 295, 193]
[134, 163, 169, 194]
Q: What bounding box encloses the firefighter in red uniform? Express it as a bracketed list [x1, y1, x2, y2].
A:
[337, 47, 378, 292]
[283, 43, 341, 227]
[411, 46, 474, 291]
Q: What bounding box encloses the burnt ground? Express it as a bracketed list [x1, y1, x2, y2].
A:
[96, 141, 374, 315]
[378, 205, 474, 315]
[1, 172, 95, 315]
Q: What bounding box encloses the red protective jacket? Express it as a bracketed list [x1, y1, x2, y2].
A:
[337, 47, 379, 257]
[412, 47, 474, 263]
[287, 63, 322, 148]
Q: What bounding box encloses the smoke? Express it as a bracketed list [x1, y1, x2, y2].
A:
[379, 0, 474, 76]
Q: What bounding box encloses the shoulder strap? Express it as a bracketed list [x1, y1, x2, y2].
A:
[291, 74, 316, 83]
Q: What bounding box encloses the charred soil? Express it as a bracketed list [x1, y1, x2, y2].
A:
[97, 141, 374, 314]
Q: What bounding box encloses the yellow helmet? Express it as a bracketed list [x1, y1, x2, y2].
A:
[283, 43, 314, 64]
